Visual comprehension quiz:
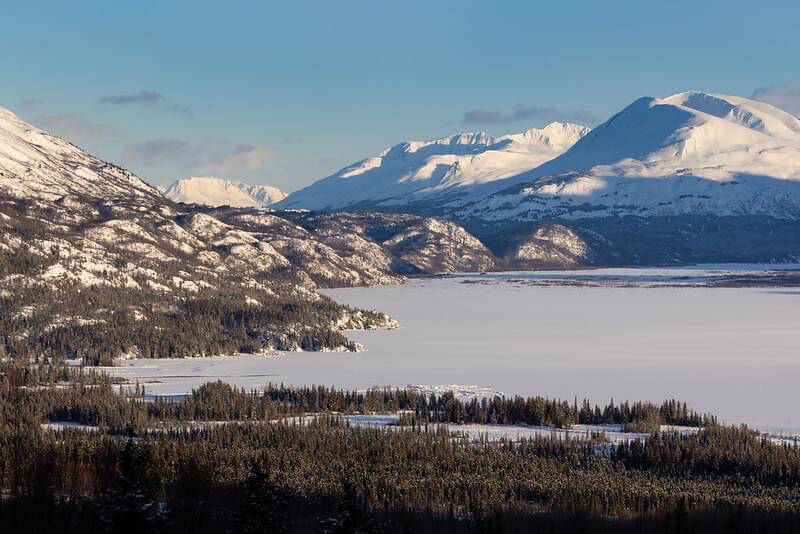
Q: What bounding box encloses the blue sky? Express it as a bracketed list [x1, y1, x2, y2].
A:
[2, 0, 798, 192]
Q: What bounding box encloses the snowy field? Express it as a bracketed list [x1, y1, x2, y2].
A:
[40, 415, 707, 446]
[106, 265, 800, 436]
[283, 414, 701, 445]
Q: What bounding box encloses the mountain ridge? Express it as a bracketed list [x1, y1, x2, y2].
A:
[279, 92, 800, 223]
[163, 176, 288, 208]
[460, 91, 800, 221]
[277, 121, 591, 210]
[0, 106, 160, 202]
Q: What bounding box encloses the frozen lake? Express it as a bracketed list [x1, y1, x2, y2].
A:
[108, 266, 800, 435]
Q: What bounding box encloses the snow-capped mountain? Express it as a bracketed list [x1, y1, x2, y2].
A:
[278, 122, 590, 210]
[163, 176, 288, 207]
[0, 107, 159, 201]
[461, 92, 800, 221]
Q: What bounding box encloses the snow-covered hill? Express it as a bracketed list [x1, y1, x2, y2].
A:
[163, 176, 287, 207]
[278, 122, 590, 210]
[460, 92, 800, 221]
[0, 107, 159, 201]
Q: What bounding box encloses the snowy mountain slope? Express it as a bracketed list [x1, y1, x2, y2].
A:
[460, 92, 800, 221]
[278, 122, 590, 210]
[0, 107, 159, 201]
[163, 176, 287, 207]
[1, 107, 541, 362]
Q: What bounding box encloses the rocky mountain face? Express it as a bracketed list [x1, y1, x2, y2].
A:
[283, 212, 497, 273]
[0, 189, 411, 362]
[163, 176, 287, 208]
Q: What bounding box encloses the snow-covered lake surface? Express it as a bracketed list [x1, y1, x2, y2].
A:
[107, 265, 800, 436]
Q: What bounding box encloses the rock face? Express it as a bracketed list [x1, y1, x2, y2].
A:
[285, 212, 497, 273]
[163, 176, 287, 207]
[0, 187, 407, 361]
[506, 223, 592, 268]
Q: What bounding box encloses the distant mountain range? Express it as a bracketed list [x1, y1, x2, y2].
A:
[459, 92, 800, 222]
[279, 92, 800, 222]
[163, 176, 287, 208]
[272, 91, 800, 265]
[3, 90, 800, 279]
[278, 122, 591, 210]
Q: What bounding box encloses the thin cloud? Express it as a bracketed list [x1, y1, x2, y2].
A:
[123, 138, 195, 164]
[752, 82, 800, 116]
[463, 104, 597, 126]
[165, 103, 194, 115]
[97, 90, 194, 115]
[283, 137, 305, 144]
[121, 138, 274, 178]
[31, 113, 112, 143]
[97, 91, 164, 105]
[20, 97, 44, 108]
[197, 144, 275, 175]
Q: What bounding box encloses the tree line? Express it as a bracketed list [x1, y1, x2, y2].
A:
[0, 283, 374, 364]
[0, 370, 716, 436]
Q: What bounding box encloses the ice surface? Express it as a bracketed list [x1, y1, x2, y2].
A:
[107, 266, 800, 435]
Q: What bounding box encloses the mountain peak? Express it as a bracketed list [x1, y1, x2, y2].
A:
[659, 91, 800, 138]
[0, 106, 21, 121]
[278, 123, 591, 210]
[459, 91, 800, 222]
[502, 122, 591, 150]
[163, 176, 287, 208]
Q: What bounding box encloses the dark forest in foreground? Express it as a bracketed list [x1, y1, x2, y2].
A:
[0, 366, 798, 533]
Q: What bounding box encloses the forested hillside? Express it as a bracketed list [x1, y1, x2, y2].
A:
[0, 368, 797, 533]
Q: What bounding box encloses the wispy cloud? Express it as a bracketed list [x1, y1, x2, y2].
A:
[197, 144, 275, 175]
[463, 104, 597, 126]
[31, 113, 112, 143]
[96, 90, 194, 115]
[283, 137, 305, 144]
[121, 138, 274, 178]
[123, 138, 195, 164]
[20, 97, 44, 108]
[97, 91, 163, 106]
[752, 82, 800, 116]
